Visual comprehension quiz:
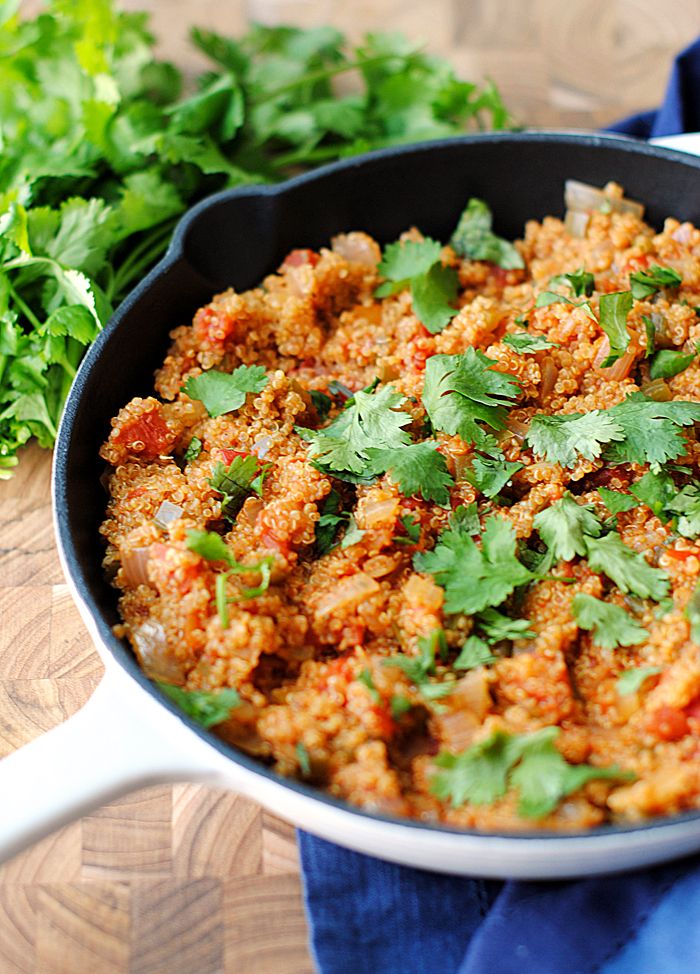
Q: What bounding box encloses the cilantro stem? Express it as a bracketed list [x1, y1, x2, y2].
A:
[250, 50, 423, 106]
[6, 279, 42, 331]
[110, 218, 180, 301]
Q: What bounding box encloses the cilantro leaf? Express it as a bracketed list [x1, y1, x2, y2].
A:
[549, 267, 594, 297]
[186, 527, 235, 565]
[414, 514, 532, 615]
[377, 238, 458, 334]
[209, 454, 267, 522]
[502, 332, 558, 354]
[183, 365, 268, 417]
[465, 451, 523, 498]
[299, 383, 411, 476]
[616, 667, 663, 696]
[422, 349, 521, 448]
[571, 593, 648, 649]
[373, 441, 454, 505]
[665, 484, 700, 538]
[395, 513, 421, 545]
[526, 411, 624, 468]
[157, 683, 240, 728]
[604, 393, 700, 470]
[450, 198, 524, 270]
[598, 291, 633, 367]
[315, 489, 347, 555]
[390, 695, 413, 719]
[535, 291, 596, 321]
[643, 315, 656, 358]
[340, 515, 365, 549]
[476, 607, 535, 643]
[630, 264, 682, 300]
[357, 668, 380, 703]
[431, 731, 518, 807]
[454, 635, 496, 670]
[383, 629, 451, 701]
[183, 435, 202, 464]
[650, 348, 696, 380]
[532, 492, 602, 563]
[598, 487, 636, 516]
[584, 532, 670, 601]
[630, 469, 675, 519]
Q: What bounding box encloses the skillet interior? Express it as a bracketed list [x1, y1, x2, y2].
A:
[54, 132, 700, 843]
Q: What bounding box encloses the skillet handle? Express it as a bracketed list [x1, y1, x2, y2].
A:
[0, 667, 224, 864]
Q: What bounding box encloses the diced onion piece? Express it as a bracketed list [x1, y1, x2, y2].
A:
[331, 232, 381, 267]
[359, 494, 400, 529]
[565, 180, 645, 218]
[132, 620, 183, 683]
[240, 495, 264, 525]
[314, 573, 380, 619]
[122, 546, 152, 587]
[565, 210, 590, 238]
[252, 435, 272, 459]
[153, 500, 184, 529]
[452, 452, 472, 480]
[594, 336, 639, 380]
[504, 416, 530, 441]
[540, 356, 559, 399]
[363, 554, 401, 578]
[641, 377, 672, 402]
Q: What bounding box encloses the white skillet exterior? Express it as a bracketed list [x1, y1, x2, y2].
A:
[3, 133, 700, 877]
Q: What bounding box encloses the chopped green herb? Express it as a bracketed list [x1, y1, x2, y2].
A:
[414, 514, 532, 615]
[395, 514, 421, 545]
[598, 487, 636, 516]
[340, 515, 366, 549]
[549, 267, 594, 297]
[183, 364, 268, 417]
[526, 411, 624, 468]
[502, 332, 558, 354]
[309, 389, 333, 418]
[649, 348, 696, 380]
[157, 683, 240, 728]
[630, 264, 682, 300]
[315, 489, 348, 555]
[630, 469, 675, 519]
[296, 742, 312, 776]
[477, 607, 535, 643]
[214, 556, 273, 627]
[465, 451, 523, 498]
[533, 492, 602, 563]
[454, 635, 496, 670]
[421, 349, 521, 449]
[571, 593, 648, 649]
[598, 291, 633, 367]
[383, 629, 446, 692]
[655, 597, 675, 618]
[431, 727, 630, 818]
[375, 441, 455, 505]
[686, 583, 700, 643]
[584, 532, 670, 601]
[210, 454, 267, 522]
[186, 528, 235, 564]
[184, 436, 202, 464]
[666, 484, 700, 539]
[535, 291, 596, 321]
[450, 198, 524, 270]
[357, 668, 381, 703]
[604, 393, 700, 471]
[616, 667, 663, 696]
[450, 502, 481, 536]
[376, 238, 459, 333]
[390, 695, 413, 720]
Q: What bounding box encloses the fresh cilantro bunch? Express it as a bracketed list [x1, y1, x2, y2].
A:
[0, 2, 513, 477]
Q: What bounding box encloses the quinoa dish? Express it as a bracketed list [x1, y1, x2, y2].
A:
[100, 182, 700, 832]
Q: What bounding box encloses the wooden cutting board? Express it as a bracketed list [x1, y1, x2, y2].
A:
[0, 444, 314, 974]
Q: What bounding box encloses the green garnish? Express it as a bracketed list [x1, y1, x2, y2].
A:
[643, 315, 656, 358]
[598, 291, 633, 367]
[649, 348, 696, 380]
[502, 332, 558, 354]
[604, 394, 700, 470]
[209, 454, 268, 522]
[431, 727, 631, 819]
[186, 528, 273, 626]
[571, 593, 648, 649]
[454, 636, 496, 670]
[309, 390, 333, 418]
[376, 238, 459, 333]
[421, 349, 521, 449]
[598, 487, 636, 516]
[340, 515, 366, 549]
[616, 667, 663, 696]
[449, 198, 524, 270]
[584, 532, 669, 601]
[390, 695, 413, 720]
[686, 583, 700, 643]
[629, 264, 682, 300]
[533, 492, 602, 562]
[357, 667, 380, 703]
[549, 267, 594, 297]
[183, 435, 203, 464]
[183, 364, 268, 417]
[535, 291, 596, 321]
[383, 629, 455, 702]
[377, 441, 455, 505]
[414, 514, 532, 615]
[157, 683, 240, 728]
[526, 411, 623, 468]
[296, 742, 312, 776]
[395, 514, 421, 545]
[465, 451, 523, 498]
[630, 469, 675, 519]
[476, 607, 535, 643]
[665, 484, 700, 538]
[315, 490, 347, 555]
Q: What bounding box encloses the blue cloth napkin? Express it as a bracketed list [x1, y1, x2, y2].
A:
[298, 34, 700, 974]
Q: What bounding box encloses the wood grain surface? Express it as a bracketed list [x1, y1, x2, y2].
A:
[3, 1, 700, 971]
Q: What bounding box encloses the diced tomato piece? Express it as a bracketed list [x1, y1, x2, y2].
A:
[281, 248, 320, 269]
[194, 305, 237, 346]
[220, 448, 250, 465]
[666, 547, 697, 562]
[647, 705, 690, 741]
[685, 695, 700, 722]
[114, 407, 173, 460]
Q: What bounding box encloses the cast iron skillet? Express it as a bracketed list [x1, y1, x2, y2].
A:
[12, 133, 700, 878]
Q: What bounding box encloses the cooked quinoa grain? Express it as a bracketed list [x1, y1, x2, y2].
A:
[101, 196, 700, 831]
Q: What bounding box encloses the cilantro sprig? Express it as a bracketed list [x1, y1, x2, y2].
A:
[571, 593, 648, 649]
[431, 727, 630, 819]
[376, 238, 459, 333]
[629, 264, 682, 300]
[209, 454, 269, 522]
[184, 365, 268, 417]
[598, 291, 633, 367]
[186, 528, 273, 627]
[449, 198, 524, 270]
